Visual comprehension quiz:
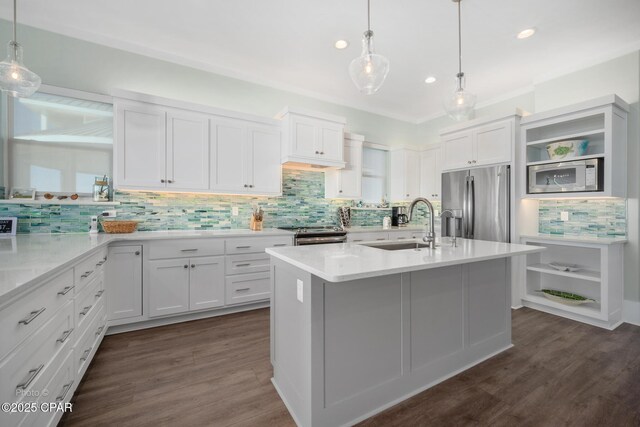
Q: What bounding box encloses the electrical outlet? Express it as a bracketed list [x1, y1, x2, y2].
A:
[560, 211, 569, 221]
[102, 210, 117, 218]
[232, 207, 239, 216]
[296, 279, 303, 303]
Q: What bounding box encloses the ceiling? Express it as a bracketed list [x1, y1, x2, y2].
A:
[2, 0, 640, 123]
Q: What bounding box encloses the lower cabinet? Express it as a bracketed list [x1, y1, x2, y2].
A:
[347, 231, 389, 242]
[189, 256, 225, 311]
[107, 245, 143, 321]
[225, 272, 270, 306]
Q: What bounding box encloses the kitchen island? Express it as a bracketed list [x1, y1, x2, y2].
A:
[267, 238, 543, 427]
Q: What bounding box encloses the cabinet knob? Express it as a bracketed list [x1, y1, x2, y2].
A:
[244, 184, 248, 188]
[135, 251, 140, 256]
[191, 264, 195, 269]
[406, 194, 409, 197]
[167, 179, 174, 183]
[183, 265, 188, 269]
[467, 161, 472, 164]
[160, 179, 166, 183]
[472, 160, 476, 164]
[315, 151, 320, 154]
[320, 151, 324, 155]
[249, 184, 254, 188]
[339, 190, 343, 193]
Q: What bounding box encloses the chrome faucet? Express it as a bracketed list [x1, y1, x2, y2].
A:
[440, 209, 458, 247]
[408, 197, 436, 247]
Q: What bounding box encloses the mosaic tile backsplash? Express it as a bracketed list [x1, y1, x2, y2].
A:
[1, 170, 436, 234]
[538, 199, 627, 238]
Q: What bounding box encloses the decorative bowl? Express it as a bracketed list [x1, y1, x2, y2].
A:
[538, 289, 596, 306]
[546, 139, 589, 160]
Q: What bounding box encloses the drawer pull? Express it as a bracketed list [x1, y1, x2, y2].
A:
[80, 347, 92, 362]
[236, 246, 252, 249]
[273, 243, 287, 247]
[96, 260, 105, 266]
[57, 286, 74, 296]
[397, 237, 407, 240]
[81, 270, 94, 279]
[57, 328, 74, 344]
[191, 264, 196, 269]
[376, 238, 386, 241]
[236, 288, 251, 292]
[180, 248, 198, 252]
[353, 239, 363, 242]
[18, 307, 46, 325]
[56, 380, 74, 402]
[95, 290, 105, 298]
[95, 325, 105, 336]
[80, 305, 92, 316]
[16, 364, 44, 390]
[236, 263, 251, 267]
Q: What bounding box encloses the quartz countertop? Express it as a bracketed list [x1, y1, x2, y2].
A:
[520, 234, 628, 245]
[0, 229, 294, 304]
[266, 238, 544, 283]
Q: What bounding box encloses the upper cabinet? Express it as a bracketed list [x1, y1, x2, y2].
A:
[441, 115, 519, 171]
[389, 147, 421, 202]
[278, 107, 346, 169]
[114, 92, 282, 196]
[420, 146, 442, 200]
[325, 133, 363, 199]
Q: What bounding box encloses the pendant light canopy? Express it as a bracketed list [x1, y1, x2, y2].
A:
[348, 0, 389, 95]
[444, 0, 476, 121]
[0, 0, 41, 98]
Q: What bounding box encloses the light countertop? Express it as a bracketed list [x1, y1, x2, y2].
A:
[0, 229, 294, 304]
[266, 238, 544, 283]
[520, 234, 628, 245]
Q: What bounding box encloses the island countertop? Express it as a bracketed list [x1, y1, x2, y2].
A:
[266, 238, 544, 282]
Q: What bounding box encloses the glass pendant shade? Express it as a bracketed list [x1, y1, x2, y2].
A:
[0, 41, 40, 98]
[349, 31, 389, 95]
[444, 74, 476, 121]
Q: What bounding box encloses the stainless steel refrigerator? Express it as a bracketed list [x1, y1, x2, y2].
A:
[441, 165, 510, 243]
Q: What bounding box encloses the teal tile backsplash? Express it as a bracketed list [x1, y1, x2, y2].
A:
[538, 199, 627, 238]
[1, 169, 435, 234]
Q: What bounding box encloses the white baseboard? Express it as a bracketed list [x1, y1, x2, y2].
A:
[623, 299, 640, 326]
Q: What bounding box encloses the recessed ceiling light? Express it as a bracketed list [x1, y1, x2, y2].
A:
[334, 40, 349, 49]
[517, 28, 536, 39]
[424, 76, 437, 84]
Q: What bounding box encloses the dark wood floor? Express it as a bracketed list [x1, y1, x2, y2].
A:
[61, 307, 640, 427]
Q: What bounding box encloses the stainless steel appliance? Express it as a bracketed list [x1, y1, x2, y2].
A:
[277, 226, 347, 246]
[527, 158, 603, 194]
[391, 206, 409, 227]
[441, 165, 510, 242]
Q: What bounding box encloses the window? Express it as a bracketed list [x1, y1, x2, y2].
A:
[8, 88, 113, 194]
[361, 146, 388, 203]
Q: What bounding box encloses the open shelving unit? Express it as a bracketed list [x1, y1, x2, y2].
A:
[520, 236, 625, 329]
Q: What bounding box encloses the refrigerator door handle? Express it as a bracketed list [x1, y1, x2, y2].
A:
[468, 176, 475, 239]
[463, 177, 469, 238]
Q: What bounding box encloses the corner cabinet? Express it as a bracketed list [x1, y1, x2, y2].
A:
[278, 107, 346, 169]
[325, 133, 363, 199]
[106, 245, 142, 321]
[441, 115, 519, 171]
[420, 145, 442, 200]
[113, 93, 282, 196]
[389, 147, 421, 202]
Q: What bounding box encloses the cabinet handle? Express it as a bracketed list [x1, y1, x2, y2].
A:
[472, 160, 476, 164]
[57, 286, 74, 296]
[273, 244, 287, 247]
[80, 305, 92, 316]
[180, 249, 198, 252]
[135, 251, 140, 256]
[353, 239, 363, 242]
[244, 184, 248, 188]
[161, 179, 166, 183]
[167, 180, 174, 183]
[96, 260, 105, 266]
[236, 263, 251, 267]
[339, 190, 343, 193]
[57, 328, 74, 344]
[191, 264, 196, 268]
[249, 184, 254, 188]
[80, 347, 92, 362]
[184, 264, 189, 269]
[81, 270, 93, 279]
[397, 237, 407, 240]
[16, 364, 44, 390]
[236, 246, 251, 249]
[236, 288, 251, 292]
[315, 151, 320, 154]
[376, 238, 386, 241]
[18, 307, 46, 325]
[95, 290, 105, 298]
[320, 151, 325, 155]
[406, 194, 409, 197]
[468, 160, 472, 164]
[95, 325, 105, 336]
[56, 380, 74, 403]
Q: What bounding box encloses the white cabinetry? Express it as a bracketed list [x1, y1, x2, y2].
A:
[166, 110, 210, 191]
[106, 245, 142, 321]
[390, 148, 421, 202]
[189, 256, 225, 311]
[441, 116, 517, 171]
[325, 133, 363, 199]
[347, 231, 389, 242]
[148, 258, 190, 317]
[420, 146, 442, 200]
[279, 107, 346, 169]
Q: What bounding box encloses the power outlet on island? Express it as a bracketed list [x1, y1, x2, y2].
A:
[296, 279, 304, 303]
[560, 211, 569, 221]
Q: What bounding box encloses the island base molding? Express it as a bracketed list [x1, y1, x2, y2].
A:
[270, 258, 512, 427]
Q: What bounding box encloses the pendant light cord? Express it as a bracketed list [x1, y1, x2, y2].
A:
[367, 0, 371, 33]
[457, 0, 462, 77]
[11, 0, 18, 59]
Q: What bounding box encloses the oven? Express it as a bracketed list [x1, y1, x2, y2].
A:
[527, 158, 603, 194]
[277, 226, 347, 246]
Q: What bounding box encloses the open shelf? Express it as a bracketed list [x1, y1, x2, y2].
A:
[526, 263, 600, 282]
[522, 293, 602, 319]
[526, 129, 605, 147]
[526, 153, 604, 167]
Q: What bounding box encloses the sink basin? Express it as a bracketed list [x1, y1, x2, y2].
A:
[360, 242, 434, 251]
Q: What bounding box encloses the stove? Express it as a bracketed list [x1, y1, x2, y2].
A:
[277, 225, 347, 246]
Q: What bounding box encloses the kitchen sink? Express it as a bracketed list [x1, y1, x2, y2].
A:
[360, 241, 434, 251]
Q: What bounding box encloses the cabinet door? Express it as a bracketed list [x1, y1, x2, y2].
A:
[319, 124, 344, 162]
[210, 119, 248, 193]
[166, 110, 210, 191]
[347, 232, 389, 242]
[332, 139, 362, 199]
[115, 102, 166, 189]
[248, 126, 282, 195]
[225, 272, 270, 305]
[189, 256, 225, 311]
[148, 259, 190, 317]
[405, 153, 421, 200]
[441, 131, 473, 171]
[106, 245, 142, 321]
[474, 120, 512, 166]
[289, 115, 318, 158]
[420, 148, 442, 200]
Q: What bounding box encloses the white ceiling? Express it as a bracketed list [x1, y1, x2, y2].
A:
[2, 0, 640, 123]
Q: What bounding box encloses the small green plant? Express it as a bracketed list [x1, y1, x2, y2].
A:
[539, 289, 595, 302]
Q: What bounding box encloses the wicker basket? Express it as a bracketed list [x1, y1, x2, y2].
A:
[101, 220, 138, 234]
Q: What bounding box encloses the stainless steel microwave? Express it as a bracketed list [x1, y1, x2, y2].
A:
[527, 158, 604, 194]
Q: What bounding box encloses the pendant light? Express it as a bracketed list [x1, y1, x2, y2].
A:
[444, 0, 476, 121]
[348, 0, 389, 95]
[0, 0, 41, 97]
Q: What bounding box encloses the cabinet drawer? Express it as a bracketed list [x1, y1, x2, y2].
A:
[389, 230, 423, 240]
[75, 272, 105, 334]
[75, 304, 106, 379]
[0, 301, 74, 406]
[225, 236, 292, 255]
[0, 269, 74, 361]
[225, 272, 270, 305]
[347, 232, 389, 243]
[225, 253, 270, 275]
[148, 239, 225, 260]
[74, 249, 107, 293]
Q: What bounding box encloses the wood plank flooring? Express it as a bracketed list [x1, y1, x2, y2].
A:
[61, 308, 640, 426]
